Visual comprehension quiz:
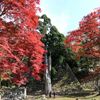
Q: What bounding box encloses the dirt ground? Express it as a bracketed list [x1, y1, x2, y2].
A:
[27, 94, 100, 100]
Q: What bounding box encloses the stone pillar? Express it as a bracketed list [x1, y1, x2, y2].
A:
[23, 87, 27, 98]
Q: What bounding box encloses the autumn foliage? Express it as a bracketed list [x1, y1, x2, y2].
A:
[65, 8, 100, 59]
[0, 0, 45, 86]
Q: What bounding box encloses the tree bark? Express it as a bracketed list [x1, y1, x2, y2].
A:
[45, 51, 52, 95]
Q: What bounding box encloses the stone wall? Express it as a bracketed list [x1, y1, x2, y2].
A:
[0, 87, 26, 100]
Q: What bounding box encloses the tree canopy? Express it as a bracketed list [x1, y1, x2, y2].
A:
[65, 8, 100, 59]
[65, 8, 100, 81]
[0, 0, 45, 86]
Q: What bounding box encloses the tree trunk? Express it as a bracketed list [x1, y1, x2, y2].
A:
[45, 51, 52, 95]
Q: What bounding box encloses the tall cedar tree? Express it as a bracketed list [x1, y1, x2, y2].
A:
[0, 0, 45, 86]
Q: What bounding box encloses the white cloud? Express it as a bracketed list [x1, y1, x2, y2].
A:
[50, 13, 69, 34]
[39, 0, 70, 35]
[39, 0, 100, 36]
[39, 9, 69, 35]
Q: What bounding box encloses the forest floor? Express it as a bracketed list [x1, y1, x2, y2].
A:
[27, 95, 100, 100]
[26, 72, 100, 100]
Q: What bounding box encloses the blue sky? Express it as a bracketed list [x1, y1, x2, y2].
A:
[40, 0, 100, 35]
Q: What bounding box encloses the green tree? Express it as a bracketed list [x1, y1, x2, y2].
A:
[38, 14, 68, 76]
[38, 14, 69, 94]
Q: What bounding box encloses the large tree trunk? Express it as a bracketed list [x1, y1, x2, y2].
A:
[45, 51, 52, 95]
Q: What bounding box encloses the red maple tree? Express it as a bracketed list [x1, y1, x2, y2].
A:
[65, 8, 100, 59]
[65, 8, 100, 80]
[0, 0, 45, 86]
